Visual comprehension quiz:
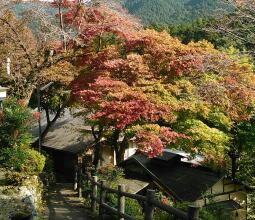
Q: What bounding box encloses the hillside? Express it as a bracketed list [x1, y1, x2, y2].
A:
[13, 0, 226, 25]
[123, 0, 225, 25]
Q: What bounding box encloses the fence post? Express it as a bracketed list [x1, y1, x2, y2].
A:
[187, 205, 200, 220]
[74, 166, 78, 190]
[99, 180, 106, 220]
[86, 172, 91, 200]
[118, 184, 125, 220]
[144, 189, 155, 220]
[6, 57, 11, 75]
[78, 167, 82, 198]
[91, 176, 98, 215]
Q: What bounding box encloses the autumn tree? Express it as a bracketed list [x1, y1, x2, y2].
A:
[213, 0, 255, 208]
[57, 2, 186, 165]
[0, 0, 83, 141]
[212, 0, 255, 55]
[0, 0, 87, 99]
[72, 76, 187, 164]
[105, 29, 255, 158]
[71, 21, 255, 166]
[0, 0, 141, 144]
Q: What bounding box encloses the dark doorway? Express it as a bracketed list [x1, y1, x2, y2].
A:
[43, 146, 76, 183]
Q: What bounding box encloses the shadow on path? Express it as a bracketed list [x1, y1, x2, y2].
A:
[43, 183, 93, 220]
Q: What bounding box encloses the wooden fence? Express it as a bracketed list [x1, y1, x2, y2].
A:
[83, 173, 200, 220]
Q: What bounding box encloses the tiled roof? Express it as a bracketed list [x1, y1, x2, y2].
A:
[121, 152, 226, 202]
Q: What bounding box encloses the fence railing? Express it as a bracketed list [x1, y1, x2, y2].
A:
[83, 173, 200, 220]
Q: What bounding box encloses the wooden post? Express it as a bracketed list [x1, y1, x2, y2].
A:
[6, 57, 11, 75]
[99, 180, 106, 220]
[118, 184, 125, 220]
[187, 205, 200, 220]
[87, 172, 91, 200]
[85, 171, 89, 186]
[91, 176, 98, 215]
[74, 168, 78, 191]
[78, 167, 82, 198]
[144, 189, 155, 220]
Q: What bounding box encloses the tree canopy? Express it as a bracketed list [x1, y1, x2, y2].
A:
[62, 2, 255, 166]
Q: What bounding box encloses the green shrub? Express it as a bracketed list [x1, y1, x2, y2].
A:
[154, 209, 173, 220]
[152, 197, 229, 220]
[39, 150, 56, 185]
[103, 193, 143, 220]
[97, 164, 124, 188]
[169, 201, 230, 220]
[125, 198, 143, 220]
[94, 165, 143, 219]
[201, 206, 231, 220]
[0, 98, 34, 149]
[0, 147, 27, 171]
[0, 147, 46, 175]
[24, 148, 46, 174]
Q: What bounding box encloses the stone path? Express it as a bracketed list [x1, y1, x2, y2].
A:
[43, 183, 93, 220]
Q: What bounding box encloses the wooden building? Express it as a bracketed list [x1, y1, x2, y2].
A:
[31, 110, 137, 181]
[120, 151, 250, 220]
[31, 110, 94, 182]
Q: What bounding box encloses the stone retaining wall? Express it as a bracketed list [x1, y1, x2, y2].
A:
[0, 172, 43, 220]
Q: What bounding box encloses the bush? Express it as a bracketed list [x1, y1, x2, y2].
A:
[91, 165, 143, 219]
[0, 98, 34, 149]
[39, 151, 56, 186]
[0, 147, 27, 171]
[0, 147, 46, 175]
[24, 148, 46, 174]
[97, 164, 124, 188]
[103, 193, 143, 220]
[125, 198, 143, 219]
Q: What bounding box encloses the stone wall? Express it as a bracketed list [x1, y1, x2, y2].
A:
[0, 171, 43, 220]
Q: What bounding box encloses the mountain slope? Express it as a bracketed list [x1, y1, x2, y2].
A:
[13, 0, 225, 26]
[123, 0, 224, 24]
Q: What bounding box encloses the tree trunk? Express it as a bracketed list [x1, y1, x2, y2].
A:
[111, 130, 130, 165]
[116, 147, 125, 165]
[116, 137, 129, 165]
[91, 126, 104, 170]
[33, 104, 65, 148]
[45, 107, 50, 125]
[112, 130, 120, 164]
[93, 142, 101, 169]
[41, 103, 66, 140]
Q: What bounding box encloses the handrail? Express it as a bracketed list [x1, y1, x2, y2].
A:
[150, 198, 187, 219]
[84, 172, 200, 220]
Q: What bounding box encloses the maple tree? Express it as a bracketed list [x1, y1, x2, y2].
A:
[72, 76, 187, 164]
[0, 2, 77, 98]
[0, 1, 135, 164]
[42, 2, 255, 219]
[0, 0, 102, 98]
[71, 15, 255, 165]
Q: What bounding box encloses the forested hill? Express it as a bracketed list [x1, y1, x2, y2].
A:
[122, 0, 225, 25]
[13, 0, 226, 25]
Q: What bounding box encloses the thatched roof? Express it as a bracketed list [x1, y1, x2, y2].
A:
[31, 110, 94, 154]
